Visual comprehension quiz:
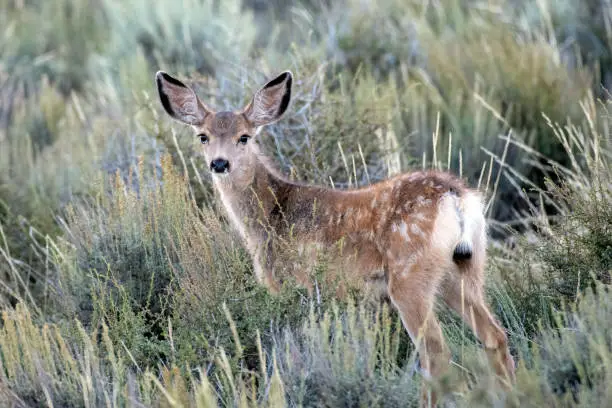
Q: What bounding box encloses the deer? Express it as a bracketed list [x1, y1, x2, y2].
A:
[155, 70, 515, 406]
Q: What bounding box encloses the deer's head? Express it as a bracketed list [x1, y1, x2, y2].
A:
[155, 71, 292, 189]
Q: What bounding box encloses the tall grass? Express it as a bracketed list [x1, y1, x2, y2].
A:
[1, 284, 610, 407]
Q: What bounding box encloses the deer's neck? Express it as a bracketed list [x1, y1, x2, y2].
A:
[214, 157, 298, 242]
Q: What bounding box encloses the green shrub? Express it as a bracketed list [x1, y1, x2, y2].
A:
[0, 0, 105, 105]
[0, 79, 103, 311]
[456, 283, 612, 407]
[100, 0, 256, 77]
[484, 97, 611, 331]
[538, 181, 612, 303]
[276, 302, 419, 407]
[1, 286, 610, 407]
[0, 303, 146, 407]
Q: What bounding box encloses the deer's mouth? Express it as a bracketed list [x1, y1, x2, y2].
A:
[212, 171, 231, 177]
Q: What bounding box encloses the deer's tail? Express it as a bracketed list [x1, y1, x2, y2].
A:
[453, 192, 486, 262]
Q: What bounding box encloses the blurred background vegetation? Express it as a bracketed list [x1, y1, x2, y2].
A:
[0, 0, 611, 406]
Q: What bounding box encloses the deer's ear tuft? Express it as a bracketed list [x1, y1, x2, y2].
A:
[158, 71, 188, 88]
[156, 72, 177, 117]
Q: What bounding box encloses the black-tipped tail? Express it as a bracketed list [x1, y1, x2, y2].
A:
[453, 240, 473, 261]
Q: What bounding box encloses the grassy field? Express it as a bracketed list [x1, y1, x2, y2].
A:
[1, 0, 611, 406]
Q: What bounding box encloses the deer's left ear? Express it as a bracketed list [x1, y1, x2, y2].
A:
[155, 71, 209, 125]
[243, 71, 292, 127]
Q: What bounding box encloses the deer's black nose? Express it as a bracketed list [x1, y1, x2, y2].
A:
[210, 158, 230, 173]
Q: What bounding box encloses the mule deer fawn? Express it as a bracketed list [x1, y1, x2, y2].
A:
[155, 70, 515, 405]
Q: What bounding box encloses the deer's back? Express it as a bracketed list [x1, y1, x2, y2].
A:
[260, 170, 469, 294]
[266, 170, 464, 254]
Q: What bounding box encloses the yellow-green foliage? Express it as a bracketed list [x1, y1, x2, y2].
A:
[102, 0, 256, 76]
[1, 285, 610, 407]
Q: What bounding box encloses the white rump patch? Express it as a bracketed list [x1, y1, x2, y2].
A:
[458, 192, 485, 251]
[430, 193, 462, 253]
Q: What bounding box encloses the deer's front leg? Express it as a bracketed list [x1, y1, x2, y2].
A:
[251, 239, 281, 294]
[252, 238, 318, 295]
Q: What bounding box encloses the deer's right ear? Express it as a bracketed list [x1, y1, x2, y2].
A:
[155, 71, 208, 125]
[243, 71, 293, 127]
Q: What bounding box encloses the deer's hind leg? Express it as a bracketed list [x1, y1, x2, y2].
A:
[441, 209, 515, 383]
[441, 256, 515, 385]
[384, 192, 468, 405]
[385, 245, 453, 407]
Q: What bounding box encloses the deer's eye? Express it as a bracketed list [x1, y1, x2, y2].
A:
[238, 134, 250, 145]
[199, 134, 209, 144]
